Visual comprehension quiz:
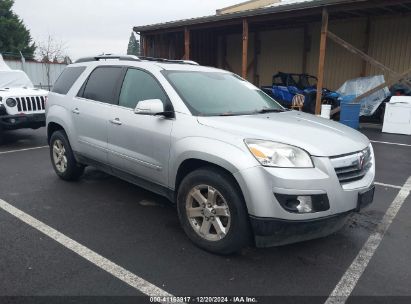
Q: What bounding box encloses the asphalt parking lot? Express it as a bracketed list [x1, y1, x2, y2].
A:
[0, 126, 410, 303]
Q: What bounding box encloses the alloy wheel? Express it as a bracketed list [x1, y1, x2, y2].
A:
[186, 184, 231, 241]
[52, 139, 67, 173]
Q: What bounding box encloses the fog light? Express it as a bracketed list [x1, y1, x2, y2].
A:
[296, 196, 313, 213]
[275, 193, 329, 213]
[9, 118, 16, 124]
[282, 196, 312, 213]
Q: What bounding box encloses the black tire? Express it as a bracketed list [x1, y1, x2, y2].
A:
[176, 167, 251, 255]
[49, 130, 84, 181]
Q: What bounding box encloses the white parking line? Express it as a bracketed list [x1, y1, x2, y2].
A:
[0, 199, 173, 299]
[0, 145, 49, 155]
[370, 140, 411, 148]
[375, 182, 403, 190]
[325, 176, 411, 304]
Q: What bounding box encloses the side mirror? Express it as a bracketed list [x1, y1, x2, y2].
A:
[134, 99, 164, 115]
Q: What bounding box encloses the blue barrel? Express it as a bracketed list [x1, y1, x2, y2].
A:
[340, 95, 361, 129]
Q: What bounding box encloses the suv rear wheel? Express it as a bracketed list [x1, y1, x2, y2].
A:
[177, 167, 251, 254]
[50, 130, 84, 181]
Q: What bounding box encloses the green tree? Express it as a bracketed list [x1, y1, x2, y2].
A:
[127, 32, 140, 56]
[0, 0, 36, 59]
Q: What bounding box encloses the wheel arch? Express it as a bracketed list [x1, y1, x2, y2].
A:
[173, 157, 251, 215]
[47, 122, 65, 144]
[46, 104, 74, 146]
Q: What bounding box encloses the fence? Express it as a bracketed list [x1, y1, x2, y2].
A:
[4, 59, 67, 90]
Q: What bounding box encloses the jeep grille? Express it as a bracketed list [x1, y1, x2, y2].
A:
[16, 96, 46, 112]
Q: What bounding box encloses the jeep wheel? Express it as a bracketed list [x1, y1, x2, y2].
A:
[50, 130, 84, 181]
[177, 168, 251, 255]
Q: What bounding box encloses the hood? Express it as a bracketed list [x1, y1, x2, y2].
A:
[197, 111, 369, 157]
[0, 70, 34, 88]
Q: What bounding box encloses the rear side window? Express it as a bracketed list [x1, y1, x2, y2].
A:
[52, 66, 86, 95]
[80, 67, 123, 104]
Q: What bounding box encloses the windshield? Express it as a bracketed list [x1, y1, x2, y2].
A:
[163, 71, 283, 116]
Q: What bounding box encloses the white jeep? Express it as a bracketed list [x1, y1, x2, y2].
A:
[0, 55, 48, 138]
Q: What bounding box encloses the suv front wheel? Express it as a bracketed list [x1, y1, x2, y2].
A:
[177, 167, 251, 254]
[49, 130, 84, 181]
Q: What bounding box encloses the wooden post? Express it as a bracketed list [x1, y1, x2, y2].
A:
[147, 36, 152, 57]
[253, 31, 260, 86]
[242, 18, 249, 79]
[315, 8, 329, 115]
[143, 35, 148, 56]
[184, 27, 190, 60]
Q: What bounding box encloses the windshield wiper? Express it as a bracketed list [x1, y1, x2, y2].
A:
[255, 108, 287, 114]
[217, 112, 249, 116]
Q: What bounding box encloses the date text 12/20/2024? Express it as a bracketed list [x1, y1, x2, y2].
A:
[149, 297, 258, 303]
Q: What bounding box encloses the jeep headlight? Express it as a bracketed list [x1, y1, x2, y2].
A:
[245, 139, 313, 168]
[6, 98, 17, 107]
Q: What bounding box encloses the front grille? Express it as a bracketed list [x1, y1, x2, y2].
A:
[330, 147, 372, 183]
[16, 96, 46, 113]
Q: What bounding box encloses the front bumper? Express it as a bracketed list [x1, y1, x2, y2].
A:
[0, 113, 45, 130]
[233, 150, 375, 246]
[250, 211, 351, 247]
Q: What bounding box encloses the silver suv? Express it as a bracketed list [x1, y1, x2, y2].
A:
[46, 55, 375, 254]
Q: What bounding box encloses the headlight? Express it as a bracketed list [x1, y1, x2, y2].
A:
[245, 139, 313, 168]
[6, 98, 17, 107]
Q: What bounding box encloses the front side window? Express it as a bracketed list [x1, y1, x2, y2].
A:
[81, 67, 123, 104]
[163, 71, 283, 116]
[119, 69, 167, 109]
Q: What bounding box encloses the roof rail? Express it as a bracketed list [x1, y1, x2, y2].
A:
[74, 54, 141, 63]
[74, 54, 199, 65]
[138, 56, 199, 65]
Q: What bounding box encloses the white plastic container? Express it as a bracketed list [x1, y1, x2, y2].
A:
[321, 104, 331, 119]
[382, 96, 411, 135]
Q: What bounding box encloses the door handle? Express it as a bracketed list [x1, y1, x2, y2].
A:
[109, 118, 122, 125]
[72, 108, 80, 115]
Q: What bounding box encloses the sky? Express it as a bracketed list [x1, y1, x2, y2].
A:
[12, 0, 244, 60]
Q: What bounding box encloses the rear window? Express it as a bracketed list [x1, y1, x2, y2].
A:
[52, 66, 86, 95]
[80, 67, 123, 104]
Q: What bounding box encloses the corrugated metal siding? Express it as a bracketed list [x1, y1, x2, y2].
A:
[225, 33, 243, 75]
[226, 19, 368, 89]
[224, 32, 255, 80]
[4, 60, 67, 90]
[366, 15, 411, 78]
[306, 18, 367, 89]
[254, 15, 411, 90]
[258, 27, 304, 85]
